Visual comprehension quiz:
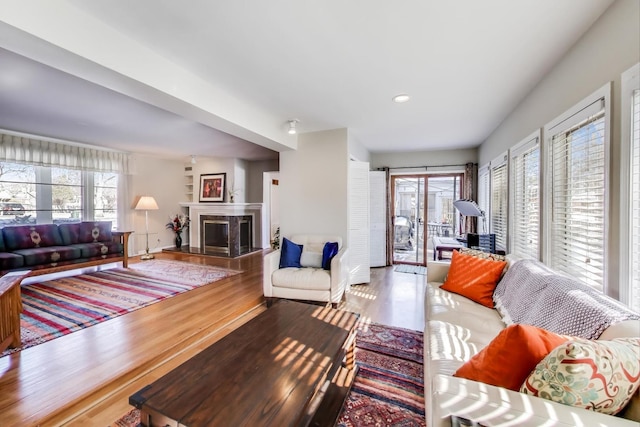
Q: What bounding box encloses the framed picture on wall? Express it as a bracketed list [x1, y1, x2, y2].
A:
[199, 173, 226, 202]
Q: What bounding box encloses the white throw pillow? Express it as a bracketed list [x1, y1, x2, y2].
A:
[300, 250, 322, 268]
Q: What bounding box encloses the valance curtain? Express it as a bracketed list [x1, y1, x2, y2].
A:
[0, 133, 133, 174]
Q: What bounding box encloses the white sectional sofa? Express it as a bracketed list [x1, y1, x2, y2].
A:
[424, 258, 640, 427]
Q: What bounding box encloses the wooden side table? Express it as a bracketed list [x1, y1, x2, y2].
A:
[112, 230, 133, 267]
[0, 271, 31, 352]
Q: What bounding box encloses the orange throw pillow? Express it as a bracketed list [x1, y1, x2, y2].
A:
[454, 324, 570, 391]
[440, 249, 506, 308]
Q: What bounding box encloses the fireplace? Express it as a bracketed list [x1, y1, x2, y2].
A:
[181, 202, 265, 252]
[201, 215, 252, 257]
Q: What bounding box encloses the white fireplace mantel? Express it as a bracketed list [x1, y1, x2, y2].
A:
[179, 202, 266, 249]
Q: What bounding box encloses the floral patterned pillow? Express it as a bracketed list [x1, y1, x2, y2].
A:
[520, 338, 640, 415]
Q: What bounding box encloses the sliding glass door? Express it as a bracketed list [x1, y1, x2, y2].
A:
[392, 174, 462, 265]
[426, 175, 462, 235]
[392, 176, 425, 265]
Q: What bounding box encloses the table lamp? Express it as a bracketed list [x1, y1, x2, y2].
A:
[134, 196, 159, 260]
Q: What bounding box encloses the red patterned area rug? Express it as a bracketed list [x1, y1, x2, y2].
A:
[337, 322, 425, 426]
[1, 260, 241, 358]
[112, 322, 425, 427]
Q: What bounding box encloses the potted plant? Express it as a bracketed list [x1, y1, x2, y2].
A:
[166, 214, 190, 249]
[271, 226, 280, 249]
[228, 184, 240, 203]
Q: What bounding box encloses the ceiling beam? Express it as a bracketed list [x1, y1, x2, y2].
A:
[0, 1, 296, 153]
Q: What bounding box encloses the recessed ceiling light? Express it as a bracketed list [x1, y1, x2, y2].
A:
[393, 94, 410, 103]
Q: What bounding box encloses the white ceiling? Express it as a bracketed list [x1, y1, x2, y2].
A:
[0, 47, 279, 160]
[0, 0, 614, 160]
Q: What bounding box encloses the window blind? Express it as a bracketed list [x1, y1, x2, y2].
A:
[510, 136, 540, 260]
[630, 88, 640, 311]
[477, 165, 490, 233]
[490, 155, 508, 252]
[549, 106, 606, 290]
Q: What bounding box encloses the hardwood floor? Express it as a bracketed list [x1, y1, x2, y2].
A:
[0, 251, 426, 426]
[344, 266, 425, 331]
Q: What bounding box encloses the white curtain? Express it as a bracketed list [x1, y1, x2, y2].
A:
[0, 132, 133, 174]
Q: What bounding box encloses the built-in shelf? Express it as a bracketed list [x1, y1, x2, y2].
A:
[184, 165, 194, 203]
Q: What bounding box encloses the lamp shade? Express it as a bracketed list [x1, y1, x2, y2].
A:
[135, 196, 159, 210]
[453, 199, 483, 217]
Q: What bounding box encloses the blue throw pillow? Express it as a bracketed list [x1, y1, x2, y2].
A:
[279, 238, 303, 268]
[322, 242, 339, 270]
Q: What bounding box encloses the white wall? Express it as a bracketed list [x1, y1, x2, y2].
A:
[479, 0, 639, 165]
[0, 3, 296, 153]
[231, 159, 248, 203]
[129, 155, 184, 254]
[188, 157, 238, 202]
[262, 171, 280, 247]
[348, 134, 371, 163]
[478, 0, 640, 298]
[279, 128, 349, 243]
[191, 157, 278, 203]
[129, 154, 268, 253]
[371, 148, 478, 171]
[247, 159, 279, 202]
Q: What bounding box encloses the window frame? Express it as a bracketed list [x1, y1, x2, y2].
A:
[542, 82, 611, 292]
[93, 171, 119, 225]
[619, 62, 640, 309]
[477, 164, 490, 234]
[0, 161, 119, 228]
[490, 152, 509, 252]
[509, 130, 541, 260]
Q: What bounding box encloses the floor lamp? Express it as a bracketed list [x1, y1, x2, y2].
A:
[135, 196, 159, 260]
[453, 199, 486, 233]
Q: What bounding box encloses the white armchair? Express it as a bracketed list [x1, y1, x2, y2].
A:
[263, 234, 349, 308]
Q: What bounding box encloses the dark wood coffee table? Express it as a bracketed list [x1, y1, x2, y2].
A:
[130, 300, 359, 426]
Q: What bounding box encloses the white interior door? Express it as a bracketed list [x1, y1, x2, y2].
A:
[349, 161, 370, 284]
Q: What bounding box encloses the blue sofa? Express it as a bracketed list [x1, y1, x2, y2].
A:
[0, 221, 130, 275]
